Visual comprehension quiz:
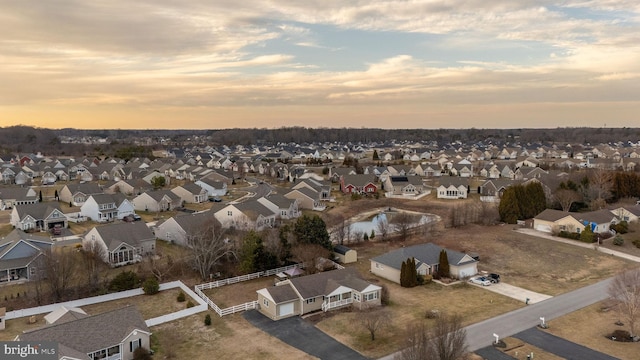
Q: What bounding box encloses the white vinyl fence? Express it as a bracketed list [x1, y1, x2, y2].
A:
[195, 263, 304, 317]
[5, 281, 207, 327]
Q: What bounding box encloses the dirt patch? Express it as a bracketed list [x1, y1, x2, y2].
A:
[202, 277, 274, 308]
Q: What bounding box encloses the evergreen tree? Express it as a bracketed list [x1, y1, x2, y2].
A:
[370, 229, 375, 240]
[409, 257, 418, 287]
[438, 249, 450, 278]
[499, 187, 520, 223]
[293, 214, 332, 250]
[580, 226, 596, 243]
[39, 190, 43, 202]
[372, 149, 380, 160]
[400, 260, 408, 287]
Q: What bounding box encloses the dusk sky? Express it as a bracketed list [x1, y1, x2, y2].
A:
[2, 1, 639, 130]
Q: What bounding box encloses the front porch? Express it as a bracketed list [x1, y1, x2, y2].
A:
[321, 292, 353, 312]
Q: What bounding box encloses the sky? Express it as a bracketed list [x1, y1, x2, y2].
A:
[1, 1, 640, 130]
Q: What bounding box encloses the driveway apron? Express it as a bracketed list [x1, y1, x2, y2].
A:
[512, 327, 620, 360]
[244, 310, 369, 360]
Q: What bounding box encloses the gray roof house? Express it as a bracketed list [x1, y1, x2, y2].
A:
[1, 229, 52, 283]
[10, 202, 68, 233]
[370, 243, 478, 283]
[19, 306, 151, 360]
[0, 187, 38, 210]
[256, 268, 381, 321]
[83, 222, 155, 267]
[154, 212, 218, 246]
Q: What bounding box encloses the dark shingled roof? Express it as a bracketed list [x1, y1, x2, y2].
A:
[534, 208, 573, 222]
[268, 283, 299, 303]
[288, 268, 371, 299]
[93, 222, 154, 251]
[20, 306, 149, 356]
[333, 244, 352, 255]
[371, 243, 476, 271]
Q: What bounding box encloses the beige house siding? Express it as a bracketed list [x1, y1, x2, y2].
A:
[301, 295, 323, 314]
[257, 292, 300, 321]
[534, 216, 584, 233]
[121, 330, 152, 360]
[370, 261, 401, 284]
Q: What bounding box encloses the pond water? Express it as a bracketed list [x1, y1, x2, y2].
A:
[334, 209, 438, 242]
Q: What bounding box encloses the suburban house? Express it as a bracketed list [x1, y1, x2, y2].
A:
[171, 183, 209, 204]
[0, 229, 52, 283]
[154, 212, 218, 247]
[532, 209, 586, 234]
[212, 201, 276, 231]
[291, 178, 331, 200]
[340, 174, 378, 194]
[18, 306, 151, 360]
[333, 245, 357, 264]
[0, 187, 38, 210]
[436, 177, 469, 199]
[132, 190, 182, 212]
[58, 183, 104, 206]
[194, 177, 229, 197]
[10, 202, 68, 232]
[370, 243, 478, 283]
[103, 179, 146, 196]
[257, 195, 300, 220]
[80, 193, 135, 222]
[576, 209, 618, 234]
[383, 175, 425, 196]
[610, 205, 640, 223]
[256, 268, 381, 321]
[284, 187, 326, 211]
[83, 222, 156, 267]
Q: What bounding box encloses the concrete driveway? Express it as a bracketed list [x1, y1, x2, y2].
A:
[244, 310, 369, 360]
[470, 281, 552, 304]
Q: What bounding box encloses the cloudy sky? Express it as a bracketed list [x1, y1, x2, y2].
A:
[2, 1, 639, 130]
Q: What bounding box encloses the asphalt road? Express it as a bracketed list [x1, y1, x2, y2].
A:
[380, 277, 614, 360]
[465, 277, 613, 351]
[244, 310, 369, 360]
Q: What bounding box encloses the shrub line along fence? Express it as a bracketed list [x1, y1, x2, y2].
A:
[5, 281, 207, 327]
[194, 263, 305, 317]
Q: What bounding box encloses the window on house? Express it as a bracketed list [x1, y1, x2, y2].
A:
[353, 293, 361, 301]
[263, 299, 269, 307]
[365, 292, 378, 301]
[306, 298, 315, 304]
[130, 338, 141, 352]
[228, 211, 232, 216]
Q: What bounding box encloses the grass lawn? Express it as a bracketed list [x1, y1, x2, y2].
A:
[315, 280, 524, 359]
[202, 277, 274, 308]
[151, 312, 318, 360]
[544, 302, 640, 360]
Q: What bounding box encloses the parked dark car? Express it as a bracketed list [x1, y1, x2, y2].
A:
[488, 273, 501, 283]
[209, 197, 222, 202]
[51, 224, 63, 235]
[176, 207, 196, 213]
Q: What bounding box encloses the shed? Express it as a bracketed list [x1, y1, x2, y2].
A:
[334, 244, 357, 264]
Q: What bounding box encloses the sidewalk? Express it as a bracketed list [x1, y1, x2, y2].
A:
[515, 228, 640, 263]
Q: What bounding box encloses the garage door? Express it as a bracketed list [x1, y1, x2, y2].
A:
[535, 224, 551, 233]
[278, 302, 294, 317]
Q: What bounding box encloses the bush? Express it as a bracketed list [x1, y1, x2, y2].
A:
[204, 314, 212, 326]
[416, 275, 424, 285]
[613, 235, 624, 246]
[177, 292, 186, 302]
[142, 278, 160, 295]
[425, 309, 440, 319]
[422, 274, 433, 284]
[380, 284, 390, 306]
[580, 227, 596, 243]
[133, 347, 152, 360]
[109, 271, 140, 292]
[633, 239, 640, 249]
[611, 221, 629, 234]
[558, 231, 580, 240]
[186, 300, 195, 308]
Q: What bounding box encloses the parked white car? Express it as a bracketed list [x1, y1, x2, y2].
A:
[470, 276, 491, 286]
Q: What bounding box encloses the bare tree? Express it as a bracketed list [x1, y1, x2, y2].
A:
[291, 243, 331, 274]
[396, 314, 468, 360]
[392, 212, 412, 241]
[359, 306, 391, 341]
[331, 215, 347, 245]
[81, 241, 108, 292]
[377, 215, 389, 241]
[553, 189, 581, 212]
[186, 218, 235, 280]
[42, 247, 77, 302]
[397, 322, 433, 360]
[588, 168, 612, 209]
[608, 269, 640, 337]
